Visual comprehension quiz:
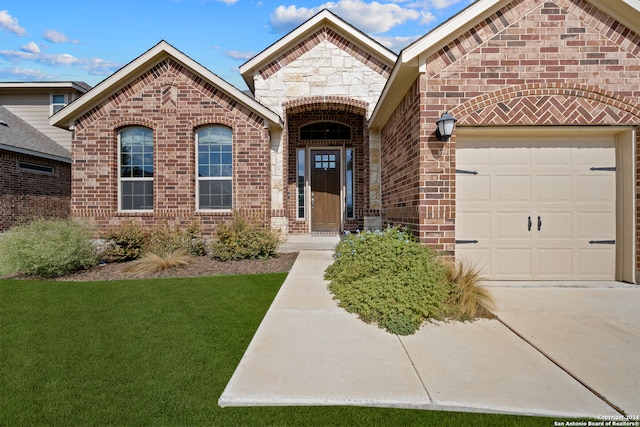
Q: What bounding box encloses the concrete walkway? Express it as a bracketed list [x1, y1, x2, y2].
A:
[219, 238, 639, 418]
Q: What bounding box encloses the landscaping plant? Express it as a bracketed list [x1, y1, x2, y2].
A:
[445, 258, 495, 320]
[100, 221, 148, 262]
[325, 227, 495, 335]
[122, 249, 194, 277]
[211, 214, 279, 261]
[0, 218, 96, 278]
[325, 227, 451, 335]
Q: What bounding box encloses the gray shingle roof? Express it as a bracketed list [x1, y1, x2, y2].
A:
[0, 105, 71, 163]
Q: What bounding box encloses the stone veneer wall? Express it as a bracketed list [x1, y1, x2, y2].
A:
[70, 58, 272, 235]
[382, 0, 640, 261]
[0, 150, 71, 231]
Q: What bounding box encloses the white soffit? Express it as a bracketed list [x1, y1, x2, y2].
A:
[239, 9, 397, 92]
[49, 41, 283, 131]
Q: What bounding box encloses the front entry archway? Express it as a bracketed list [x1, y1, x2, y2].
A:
[310, 149, 341, 231]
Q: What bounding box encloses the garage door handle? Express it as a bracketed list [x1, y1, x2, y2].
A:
[538, 216, 542, 231]
[528, 216, 532, 231]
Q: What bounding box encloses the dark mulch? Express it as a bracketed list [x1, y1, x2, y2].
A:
[48, 252, 299, 282]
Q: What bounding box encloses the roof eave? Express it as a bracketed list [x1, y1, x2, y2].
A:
[0, 143, 71, 163]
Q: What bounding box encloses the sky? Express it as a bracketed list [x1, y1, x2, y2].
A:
[0, 0, 473, 91]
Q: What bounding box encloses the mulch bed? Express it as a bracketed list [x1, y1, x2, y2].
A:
[47, 252, 299, 282]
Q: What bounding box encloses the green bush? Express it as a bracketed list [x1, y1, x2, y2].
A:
[0, 218, 96, 278]
[100, 221, 148, 262]
[325, 227, 451, 335]
[147, 220, 207, 257]
[211, 215, 279, 261]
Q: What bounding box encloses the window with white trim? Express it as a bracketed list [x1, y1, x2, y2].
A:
[196, 126, 232, 210]
[118, 127, 153, 211]
[51, 94, 66, 114]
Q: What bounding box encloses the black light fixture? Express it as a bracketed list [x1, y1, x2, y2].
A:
[435, 111, 457, 141]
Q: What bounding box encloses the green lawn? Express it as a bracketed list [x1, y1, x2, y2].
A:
[1, 274, 554, 426]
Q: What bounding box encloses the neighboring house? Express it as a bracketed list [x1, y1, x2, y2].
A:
[0, 82, 91, 152]
[0, 82, 90, 231]
[0, 105, 72, 230]
[50, 0, 639, 283]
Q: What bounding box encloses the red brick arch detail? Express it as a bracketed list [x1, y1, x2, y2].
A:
[451, 83, 640, 126]
[190, 116, 236, 129]
[110, 118, 158, 130]
[284, 96, 368, 116]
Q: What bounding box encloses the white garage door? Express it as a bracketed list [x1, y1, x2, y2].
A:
[456, 136, 616, 280]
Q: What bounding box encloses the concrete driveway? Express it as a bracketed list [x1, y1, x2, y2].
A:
[219, 247, 640, 419]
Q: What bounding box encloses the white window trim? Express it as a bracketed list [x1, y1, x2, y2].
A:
[296, 148, 306, 220]
[117, 128, 154, 212]
[345, 147, 355, 220]
[195, 126, 233, 212]
[51, 93, 67, 115]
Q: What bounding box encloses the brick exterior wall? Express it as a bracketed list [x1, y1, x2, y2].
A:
[381, 0, 640, 264]
[71, 58, 272, 236]
[0, 150, 71, 231]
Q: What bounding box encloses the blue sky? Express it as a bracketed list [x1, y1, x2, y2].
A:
[0, 0, 473, 90]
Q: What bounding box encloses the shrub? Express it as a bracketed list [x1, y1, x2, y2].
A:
[122, 249, 193, 277]
[0, 218, 96, 278]
[211, 215, 279, 261]
[445, 258, 495, 320]
[100, 221, 148, 262]
[147, 220, 207, 257]
[325, 227, 451, 335]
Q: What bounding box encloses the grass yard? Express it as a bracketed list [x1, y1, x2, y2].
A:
[1, 274, 553, 426]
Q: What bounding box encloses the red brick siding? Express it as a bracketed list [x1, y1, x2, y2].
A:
[381, 0, 640, 263]
[71, 58, 271, 236]
[284, 98, 369, 233]
[380, 79, 423, 235]
[0, 150, 71, 230]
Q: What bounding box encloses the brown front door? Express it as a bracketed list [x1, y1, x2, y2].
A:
[311, 150, 341, 232]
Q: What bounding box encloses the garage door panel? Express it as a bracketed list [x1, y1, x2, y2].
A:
[494, 248, 532, 278]
[535, 141, 572, 167]
[456, 210, 491, 240]
[576, 174, 615, 204]
[575, 211, 616, 240]
[494, 175, 531, 204]
[494, 140, 532, 167]
[536, 175, 572, 204]
[457, 175, 490, 203]
[536, 211, 573, 240]
[573, 140, 616, 165]
[536, 248, 573, 278]
[495, 212, 531, 240]
[576, 248, 615, 278]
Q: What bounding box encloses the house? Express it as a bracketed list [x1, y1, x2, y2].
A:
[50, 0, 639, 283]
[0, 82, 90, 231]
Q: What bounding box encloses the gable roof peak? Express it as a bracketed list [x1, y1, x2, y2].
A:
[239, 8, 397, 92]
[50, 39, 282, 131]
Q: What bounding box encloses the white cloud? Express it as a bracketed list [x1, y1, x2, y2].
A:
[225, 50, 256, 60]
[0, 66, 55, 80]
[270, 0, 420, 34]
[0, 10, 27, 36]
[43, 29, 78, 44]
[373, 34, 420, 52]
[420, 10, 436, 25]
[20, 41, 40, 54]
[0, 50, 121, 76]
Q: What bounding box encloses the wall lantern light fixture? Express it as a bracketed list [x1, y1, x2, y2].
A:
[435, 111, 457, 141]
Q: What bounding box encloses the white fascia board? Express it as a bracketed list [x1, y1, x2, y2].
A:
[0, 82, 89, 92]
[50, 41, 282, 131]
[239, 9, 397, 91]
[370, 0, 506, 130]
